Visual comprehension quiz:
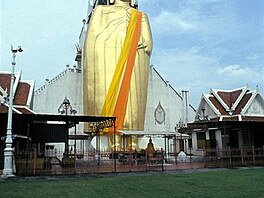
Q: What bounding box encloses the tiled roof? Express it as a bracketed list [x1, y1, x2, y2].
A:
[195, 86, 264, 124]
[208, 87, 256, 116]
[13, 82, 30, 105]
[217, 89, 242, 108]
[0, 104, 9, 113]
[0, 73, 11, 94]
[15, 107, 34, 114]
[233, 92, 252, 114]
[208, 96, 228, 115]
[0, 71, 34, 114]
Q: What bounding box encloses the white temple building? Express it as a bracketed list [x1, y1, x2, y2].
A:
[33, 64, 196, 153]
[33, 2, 196, 154]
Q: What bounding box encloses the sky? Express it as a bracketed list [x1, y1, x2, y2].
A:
[1, 0, 263, 108]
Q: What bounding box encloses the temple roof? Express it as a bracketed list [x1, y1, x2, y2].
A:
[194, 86, 264, 122]
[0, 71, 35, 114]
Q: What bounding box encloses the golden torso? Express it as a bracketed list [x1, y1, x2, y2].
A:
[83, 4, 153, 131]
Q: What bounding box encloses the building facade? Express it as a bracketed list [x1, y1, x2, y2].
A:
[189, 86, 264, 155]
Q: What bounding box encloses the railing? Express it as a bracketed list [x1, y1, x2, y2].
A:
[203, 146, 264, 168]
[12, 149, 164, 176]
[6, 147, 263, 176]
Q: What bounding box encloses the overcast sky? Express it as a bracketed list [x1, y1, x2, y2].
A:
[1, 0, 263, 108]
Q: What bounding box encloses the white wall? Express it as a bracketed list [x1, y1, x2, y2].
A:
[33, 65, 197, 151]
[144, 66, 196, 132]
[33, 68, 84, 135]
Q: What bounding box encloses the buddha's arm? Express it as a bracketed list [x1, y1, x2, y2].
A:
[140, 13, 153, 56]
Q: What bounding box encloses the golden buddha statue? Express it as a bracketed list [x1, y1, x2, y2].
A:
[83, 0, 153, 150]
[146, 137, 155, 157]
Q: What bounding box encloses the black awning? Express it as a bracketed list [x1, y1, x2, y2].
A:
[0, 113, 115, 127]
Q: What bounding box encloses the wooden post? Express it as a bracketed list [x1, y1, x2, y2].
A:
[161, 148, 164, 171]
[164, 135, 167, 163]
[252, 145, 255, 165]
[129, 135, 132, 171]
[54, 148, 57, 174]
[229, 146, 232, 167]
[189, 147, 192, 163]
[240, 147, 244, 166]
[114, 123, 116, 173]
[263, 145, 264, 162]
[203, 147, 206, 164]
[74, 123, 77, 174]
[33, 148, 36, 175]
[173, 135, 177, 164]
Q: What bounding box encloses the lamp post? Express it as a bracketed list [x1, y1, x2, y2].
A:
[2, 45, 23, 177]
[58, 97, 77, 156]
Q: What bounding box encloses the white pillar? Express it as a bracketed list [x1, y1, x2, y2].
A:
[238, 131, 243, 148]
[205, 130, 210, 140]
[191, 132, 198, 155]
[215, 130, 222, 150]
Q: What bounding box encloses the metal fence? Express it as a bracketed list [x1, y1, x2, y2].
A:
[204, 146, 264, 168]
[4, 146, 264, 176]
[13, 149, 165, 176]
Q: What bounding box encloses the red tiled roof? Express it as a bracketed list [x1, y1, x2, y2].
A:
[208, 96, 228, 115]
[0, 73, 11, 94]
[233, 93, 252, 115]
[217, 89, 242, 108]
[0, 72, 34, 114]
[242, 116, 264, 122]
[15, 107, 34, 114]
[13, 82, 30, 105]
[0, 105, 24, 114]
[0, 105, 9, 113]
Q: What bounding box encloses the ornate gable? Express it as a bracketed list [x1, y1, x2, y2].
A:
[194, 86, 264, 122]
[195, 96, 218, 121]
[243, 93, 264, 116]
[0, 71, 35, 114]
[0, 86, 8, 104]
[210, 86, 253, 115]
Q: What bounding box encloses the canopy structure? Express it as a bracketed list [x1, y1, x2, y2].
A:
[0, 113, 116, 146]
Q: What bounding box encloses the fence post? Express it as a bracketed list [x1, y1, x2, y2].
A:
[216, 147, 219, 167]
[55, 149, 57, 175]
[228, 146, 232, 167]
[263, 145, 264, 162]
[161, 148, 164, 172]
[189, 147, 192, 163]
[33, 148, 36, 175]
[240, 147, 244, 166]
[203, 147, 206, 166]
[252, 146, 255, 165]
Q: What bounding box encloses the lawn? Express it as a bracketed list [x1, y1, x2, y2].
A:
[1, 167, 264, 198]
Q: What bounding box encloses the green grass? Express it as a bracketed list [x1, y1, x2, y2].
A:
[1, 167, 264, 198]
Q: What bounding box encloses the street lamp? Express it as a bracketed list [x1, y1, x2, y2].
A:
[58, 97, 77, 157]
[58, 97, 76, 115]
[2, 45, 23, 177]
